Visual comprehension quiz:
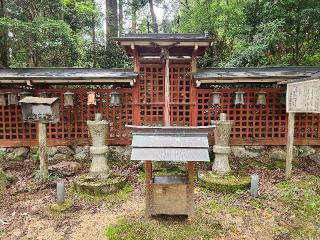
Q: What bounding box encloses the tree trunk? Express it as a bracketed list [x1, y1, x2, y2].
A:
[131, 4, 137, 33]
[148, 0, 158, 33]
[119, 0, 123, 35]
[0, 0, 8, 67]
[92, 0, 96, 67]
[106, 0, 118, 41]
[293, 1, 302, 65]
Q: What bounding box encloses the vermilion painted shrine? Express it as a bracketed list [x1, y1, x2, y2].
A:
[1, 33, 320, 147]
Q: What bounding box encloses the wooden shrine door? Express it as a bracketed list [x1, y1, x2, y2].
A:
[134, 63, 196, 126]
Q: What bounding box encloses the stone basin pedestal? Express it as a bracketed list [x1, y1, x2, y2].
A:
[211, 113, 233, 175]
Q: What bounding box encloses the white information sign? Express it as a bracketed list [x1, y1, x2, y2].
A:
[287, 78, 320, 113]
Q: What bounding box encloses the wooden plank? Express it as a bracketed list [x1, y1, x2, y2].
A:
[132, 135, 209, 148]
[164, 51, 170, 126]
[131, 148, 210, 162]
[286, 112, 295, 179]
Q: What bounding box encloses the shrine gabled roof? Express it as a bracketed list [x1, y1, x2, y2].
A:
[115, 33, 212, 57]
[0, 68, 138, 86]
[115, 33, 212, 42]
[194, 67, 320, 86]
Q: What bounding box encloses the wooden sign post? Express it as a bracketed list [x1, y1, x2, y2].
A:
[286, 78, 320, 178]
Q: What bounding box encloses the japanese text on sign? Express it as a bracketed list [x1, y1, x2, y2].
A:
[287, 78, 320, 113]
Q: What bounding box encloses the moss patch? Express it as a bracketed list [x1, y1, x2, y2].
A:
[49, 199, 74, 213]
[199, 172, 250, 193]
[73, 173, 127, 196]
[71, 182, 133, 204]
[0, 170, 14, 191]
[105, 206, 226, 240]
[276, 176, 320, 239]
[153, 165, 187, 176]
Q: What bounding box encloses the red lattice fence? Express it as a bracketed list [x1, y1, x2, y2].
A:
[197, 88, 320, 145]
[1, 65, 320, 147]
[0, 88, 133, 147]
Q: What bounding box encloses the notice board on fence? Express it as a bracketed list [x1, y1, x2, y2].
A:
[287, 78, 320, 113]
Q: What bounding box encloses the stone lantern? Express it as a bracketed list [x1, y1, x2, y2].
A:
[7, 92, 18, 105]
[210, 92, 221, 106]
[234, 91, 245, 105]
[110, 92, 122, 106]
[0, 93, 6, 106]
[256, 92, 267, 105]
[211, 113, 233, 175]
[64, 91, 74, 107]
[87, 91, 96, 105]
[87, 113, 110, 178]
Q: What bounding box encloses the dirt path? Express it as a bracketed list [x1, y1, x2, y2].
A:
[1, 189, 144, 240]
[70, 194, 144, 240]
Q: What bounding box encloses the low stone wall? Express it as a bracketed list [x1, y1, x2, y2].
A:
[0, 146, 132, 163]
[0, 145, 319, 166]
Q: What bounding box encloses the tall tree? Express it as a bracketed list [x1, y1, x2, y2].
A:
[106, 0, 118, 39]
[0, 0, 8, 67]
[119, 0, 124, 35]
[148, 0, 158, 33]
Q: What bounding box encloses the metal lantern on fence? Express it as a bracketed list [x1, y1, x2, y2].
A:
[0, 93, 6, 106]
[39, 92, 48, 98]
[19, 91, 32, 100]
[7, 92, 18, 105]
[64, 91, 74, 107]
[234, 91, 245, 105]
[256, 92, 267, 105]
[210, 92, 221, 106]
[87, 91, 96, 105]
[280, 92, 286, 105]
[110, 92, 122, 106]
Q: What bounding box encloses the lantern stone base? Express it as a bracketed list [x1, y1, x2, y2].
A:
[89, 146, 109, 178]
[212, 145, 231, 175]
[199, 172, 250, 193]
[73, 173, 127, 196]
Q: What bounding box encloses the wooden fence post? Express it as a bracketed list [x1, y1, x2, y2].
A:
[286, 112, 295, 179]
[39, 122, 48, 180]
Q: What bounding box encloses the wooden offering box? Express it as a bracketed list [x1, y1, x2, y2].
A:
[127, 125, 214, 217]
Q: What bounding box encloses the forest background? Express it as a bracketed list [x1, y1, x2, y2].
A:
[0, 0, 319, 69]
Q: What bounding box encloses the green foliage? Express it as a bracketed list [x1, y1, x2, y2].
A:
[199, 173, 250, 193]
[83, 40, 130, 68]
[0, 170, 14, 191]
[178, 0, 320, 67]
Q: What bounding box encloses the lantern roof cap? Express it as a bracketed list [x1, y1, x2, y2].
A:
[19, 96, 59, 105]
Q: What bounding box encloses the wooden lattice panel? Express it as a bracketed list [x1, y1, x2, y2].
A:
[138, 64, 165, 126]
[0, 89, 36, 146]
[41, 89, 133, 145]
[170, 64, 192, 126]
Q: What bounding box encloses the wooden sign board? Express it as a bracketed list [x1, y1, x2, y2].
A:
[287, 78, 320, 113]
